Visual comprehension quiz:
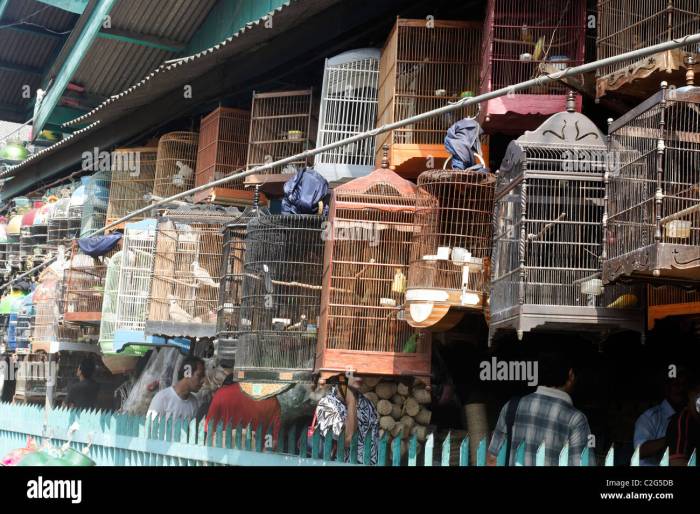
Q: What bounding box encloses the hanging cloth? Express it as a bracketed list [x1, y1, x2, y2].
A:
[78, 233, 122, 257]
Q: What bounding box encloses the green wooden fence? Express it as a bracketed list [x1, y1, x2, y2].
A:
[0, 402, 696, 466]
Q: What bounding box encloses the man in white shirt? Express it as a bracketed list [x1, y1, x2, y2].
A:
[147, 356, 205, 421]
[633, 365, 687, 466]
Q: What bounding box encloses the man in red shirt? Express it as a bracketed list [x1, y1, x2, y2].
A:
[206, 375, 282, 446]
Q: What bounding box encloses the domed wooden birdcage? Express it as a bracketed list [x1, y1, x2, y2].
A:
[479, 0, 586, 133]
[490, 96, 644, 342]
[317, 147, 431, 382]
[234, 214, 326, 383]
[603, 80, 700, 286]
[152, 132, 199, 199]
[105, 147, 158, 230]
[315, 48, 381, 184]
[406, 165, 495, 331]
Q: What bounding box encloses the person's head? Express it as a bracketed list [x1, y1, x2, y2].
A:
[684, 371, 700, 420]
[538, 351, 575, 393]
[663, 364, 688, 411]
[177, 356, 205, 393]
[77, 356, 96, 381]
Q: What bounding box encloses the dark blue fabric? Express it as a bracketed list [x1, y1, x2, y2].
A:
[444, 118, 484, 170]
[281, 168, 330, 216]
[78, 233, 122, 257]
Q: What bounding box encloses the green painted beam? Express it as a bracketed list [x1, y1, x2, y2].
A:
[46, 105, 88, 126]
[0, 60, 44, 76]
[0, 0, 9, 21]
[4, 22, 68, 40]
[98, 29, 185, 53]
[36, 0, 88, 14]
[32, 0, 117, 137]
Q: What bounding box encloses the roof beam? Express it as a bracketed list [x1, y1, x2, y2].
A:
[0, 60, 44, 76]
[36, 0, 88, 15]
[32, 0, 117, 137]
[0, 0, 9, 21]
[97, 28, 185, 53]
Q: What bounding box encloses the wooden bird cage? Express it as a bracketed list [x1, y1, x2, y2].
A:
[152, 132, 199, 199]
[490, 99, 644, 342]
[479, 0, 586, 134]
[80, 170, 111, 237]
[316, 49, 381, 184]
[317, 153, 431, 381]
[194, 107, 252, 205]
[145, 205, 239, 340]
[105, 147, 158, 230]
[647, 284, 700, 330]
[246, 89, 316, 176]
[376, 18, 483, 177]
[596, 0, 700, 101]
[234, 214, 326, 383]
[216, 191, 271, 365]
[406, 168, 495, 331]
[603, 82, 700, 285]
[61, 238, 121, 324]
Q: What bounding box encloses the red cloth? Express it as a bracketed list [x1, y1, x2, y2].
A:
[206, 383, 282, 442]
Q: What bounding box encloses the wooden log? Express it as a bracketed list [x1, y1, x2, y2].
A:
[391, 422, 406, 439]
[400, 415, 415, 431]
[415, 407, 432, 426]
[391, 394, 405, 406]
[365, 392, 378, 406]
[391, 403, 403, 420]
[380, 416, 396, 431]
[412, 388, 431, 405]
[397, 382, 410, 396]
[411, 425, 428, 443]
[376, 381, 398, 400]
[404, 397, 420, 417]
[363, 377, 381, 389]
[377, 399, 393, 416]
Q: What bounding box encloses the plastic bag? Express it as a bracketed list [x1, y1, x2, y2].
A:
[120, 347, 181, 415]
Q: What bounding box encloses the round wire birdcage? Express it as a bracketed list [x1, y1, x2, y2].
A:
[106, 147, 158, 227]
[153, 132, 199, 199]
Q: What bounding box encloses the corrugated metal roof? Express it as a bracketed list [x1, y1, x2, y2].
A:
[0, 71, 38, 107]
[4, 0, 77, 32]
[0, 31, 56, 69]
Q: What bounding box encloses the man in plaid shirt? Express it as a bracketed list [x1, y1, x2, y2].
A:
[487, 352, 594, 466]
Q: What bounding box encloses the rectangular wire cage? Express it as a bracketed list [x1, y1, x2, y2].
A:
[0, 238, 6, 272]
[145, 206, 240, 340]
[647, 284, 700, 330]
[31, 268, 83, 353]
[194, 107, 252, 205]
[47, 196, 80, 250]
[105, 147, 158, 230]
[61, 238, 121, 324]
[317, 160, 431, 381]
[80, 171, 111, 237]
[6, 233, 21, 271]
[406, 168, 495, 331]
[27, 205, 51, 269]
[19, 214, 39, 271]
[479, 0, 586, 133]
[603, 83, 700, 285]
[315, 48, 381, 184]
[596, 0, 700, 101]
[490, 103, 644, 341]
[246, 90, 316, 177]
[234, 214, 326, 383]
[152, 132, 200, 199]
[376, 18, 483, 177]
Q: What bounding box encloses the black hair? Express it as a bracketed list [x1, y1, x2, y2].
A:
[538, 351, 573, 388]
[178, 356, 205, 381]
[79, 356, 96, 379]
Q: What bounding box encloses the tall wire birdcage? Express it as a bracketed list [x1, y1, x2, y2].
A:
[153, 132, 199, 199]
[603, 81, 700, 285]
[647, 284, 700, 330]
[47, 190, 78, 250]
[317, 149, 431, 382]
[105, 147, 158, 230]
[216, 187, 271, 364]
[596, 0, 700, 101]
[0, 223, 7, 272]
[19, 208, 39, 270]
[479, 0, 586, 133]
[234, 214, 325, 383]
[80, 171, 111, 237]
[6, 214, 23, 270]
[194, 107, 252, 205]
[246, 90, 316, 176]
[406, 166, 495, 331]
[376, 18, 483, 177]
[145, 205, 239, 340]
[61, 238, 122, 324]
[316, 49, 381, 184]
[490, 97, 644, 342]
[29, 202, 53, 267]
[31, 267, 82, 353]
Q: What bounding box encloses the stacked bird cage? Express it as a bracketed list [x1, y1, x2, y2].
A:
[246, 90, 316, 176]
[61, 237, 122, 324]
[315, 49, 381, 184]
[152, 132, 199, 199]
[194, 107, 252, 205]
[603, 81, 700, 285]
[234, 214, 325, 383]
[479, 0, 586, 133]
[19, 208, 39, 270]
[29, 202, 54, 265]
[6, 214, 22, 270]
[596, 0, 700, 101]
[490, 96, 644, 342]
[31, 268, 63, 354]
[647, 285, 700, 330]
[47, 192, 74, 251]
[376, 18, 483, 177]
[67, 178, 88, 240]
[105, 147, 158, 230]
[406, 167, 495, 331]
[317, 149, 431, 382]
[145, 205, 239, 340]
[216, 188, 271, 364]
[12, 292, 34, 354]
[0, 222, 7, 272]
[80, 170, 111, 237]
